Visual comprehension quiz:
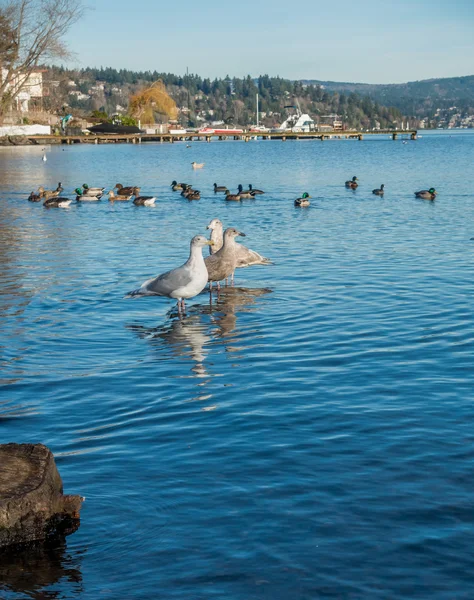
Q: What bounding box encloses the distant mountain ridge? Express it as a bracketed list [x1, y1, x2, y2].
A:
[301, 75, 474, 118]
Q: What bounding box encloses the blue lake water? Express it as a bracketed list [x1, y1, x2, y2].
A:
[1, 131, 474, 599]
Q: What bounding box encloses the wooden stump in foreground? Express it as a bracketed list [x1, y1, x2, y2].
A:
[0, 443, 83, 548]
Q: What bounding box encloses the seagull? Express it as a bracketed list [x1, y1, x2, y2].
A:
[207, 218, 273, 285]
[126, 235, 213, 312]
[204, 227, 246, 290]
[42, 154, 47, 162]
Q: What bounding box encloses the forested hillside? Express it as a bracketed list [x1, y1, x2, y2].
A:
[44, 67, 404, 129]
[303, 75, 474, 127]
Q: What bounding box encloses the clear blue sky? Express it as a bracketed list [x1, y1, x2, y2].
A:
[68, 0, 474, 83]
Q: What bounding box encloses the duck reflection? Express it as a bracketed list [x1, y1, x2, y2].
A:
[0, 539, 84, 599]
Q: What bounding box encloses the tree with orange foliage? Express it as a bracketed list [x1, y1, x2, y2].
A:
[128, 80, 178, 124]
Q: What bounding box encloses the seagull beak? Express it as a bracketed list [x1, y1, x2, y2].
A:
[207, 240, 214, 246]
[239, 231, 246, 237]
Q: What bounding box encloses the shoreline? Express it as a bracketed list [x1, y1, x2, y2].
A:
[0, 129, 418, 147]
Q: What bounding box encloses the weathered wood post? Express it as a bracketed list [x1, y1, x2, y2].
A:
[0, 443, 83, 548]
[392, 133, 398, 140]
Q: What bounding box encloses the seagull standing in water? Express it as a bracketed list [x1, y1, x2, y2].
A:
[205, 227, 246, 290]
[126, 235, 213, 313]
[207, 218, 273, 284]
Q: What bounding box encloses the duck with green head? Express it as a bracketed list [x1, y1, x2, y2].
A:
[295, 193, 311, 207]
[415, 188, 436, 200]
[75, 187, 101, 201]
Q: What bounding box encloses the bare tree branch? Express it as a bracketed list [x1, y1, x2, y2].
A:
[0, 0, 84, 117]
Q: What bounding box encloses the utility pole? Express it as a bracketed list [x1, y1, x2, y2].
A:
[256, 93, 259, 127]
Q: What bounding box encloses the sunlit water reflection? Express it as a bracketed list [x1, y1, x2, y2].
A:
[1, 131, 474, 599]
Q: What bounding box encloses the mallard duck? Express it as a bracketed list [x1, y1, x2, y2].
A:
[224, 190, 241, 201]
[345, 176, 358, 189]
[213, 183, 227, 193]
[43, 197, 72, 208]
[28, 191, 41, 202]
[191, 162, 205, 169]
[181, 185, 193, 197]
[38, 186, 60, 199]
[108, 190, 132, 201]
[372, 184, 385, 196]
[294, 193, 311, 207]
[237, 185, 256, 199]
[115, 183, 136, 196]
[249, 184, 264, 194]
[187, 190, 201, 200]
[171, 180, 188, 191]
[415, 188, 436, 200]
[83, 184, 105, 195]
[133, 195, 156, 206]
[75, 187, 101, 201]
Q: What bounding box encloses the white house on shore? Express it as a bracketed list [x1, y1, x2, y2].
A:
[1, 69, 44, 112]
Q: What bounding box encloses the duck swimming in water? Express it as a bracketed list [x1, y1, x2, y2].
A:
[345, 176, 358, 189]
[108, 190, 132, 201]
[115, 183, 137, 196]
[294, 193, 311, 207]
[171, 180, 188, 191]
[43, 197, 72, 208]
[133, 188, 156, 206]
[237, 185, 256, 199]
[224, 189, 241, 201]
[38, 186, 60, 199]
[83, 184, 105, 195]
[372, 184, 385, 196]
[28, 191, 42, 202]
[248, 184, 265, 195]
[213, 183, 227, 193]
[415, 188, 436, 200]
[75, 188, 101, 201]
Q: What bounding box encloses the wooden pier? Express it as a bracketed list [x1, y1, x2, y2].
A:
[1, 129, 418, 146]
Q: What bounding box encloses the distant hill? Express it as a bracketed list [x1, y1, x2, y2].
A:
[44, 67, 405, 130]
[302, 76, 474, 125]
[43, 67, 474, 130]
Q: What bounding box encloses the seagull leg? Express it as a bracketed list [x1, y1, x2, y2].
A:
[217, 281, 221, 291]
[231, 271, 235, 286]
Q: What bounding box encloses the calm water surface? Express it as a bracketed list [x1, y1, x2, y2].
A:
[1, 131, 474, 599]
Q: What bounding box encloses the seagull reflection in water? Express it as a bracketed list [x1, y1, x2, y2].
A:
[127, 286, 272, 389]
